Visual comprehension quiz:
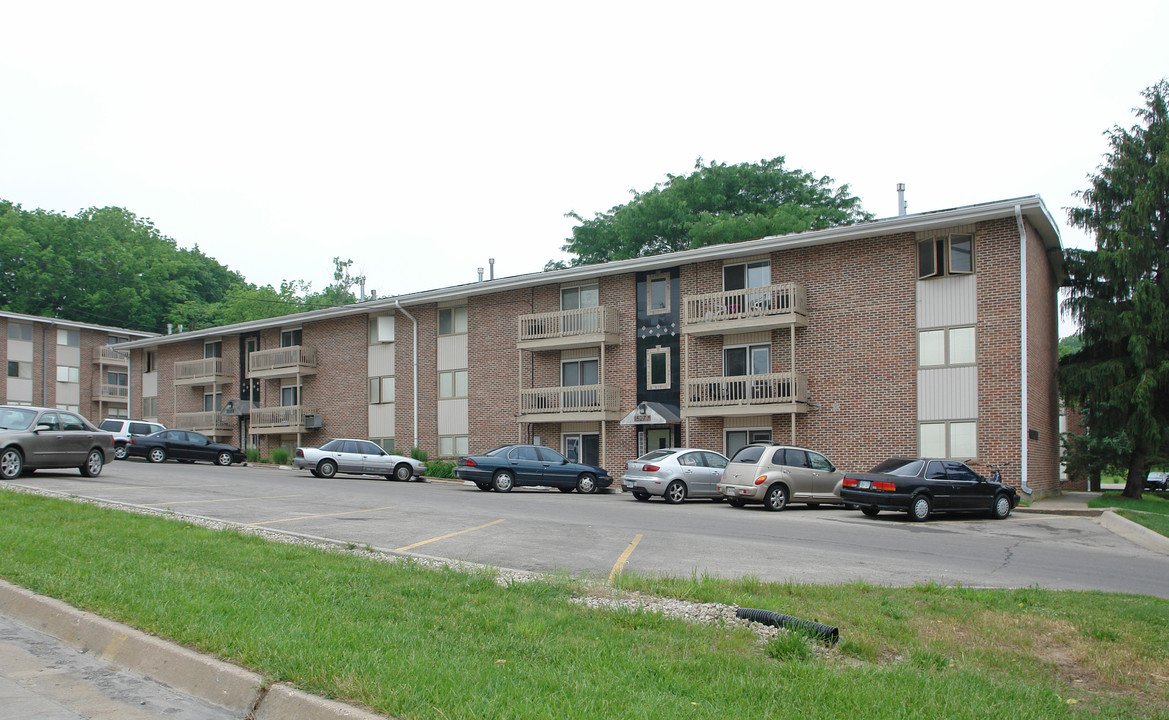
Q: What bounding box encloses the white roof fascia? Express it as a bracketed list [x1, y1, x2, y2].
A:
[0, 310, 158, 339]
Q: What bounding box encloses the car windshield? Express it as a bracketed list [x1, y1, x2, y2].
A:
[0, 408, 37, 430]
[870, 459, 925, 476]
[636, 450, 674, 462]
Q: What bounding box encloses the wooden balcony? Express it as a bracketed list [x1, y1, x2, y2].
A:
[173, 411, 233, 436]
[249, 405, 321, 435]
[516, 306, 619, 350]
[92, 383, 128, 403]
[247, 345, 318, 379]
[174, 358, 231, 387]
[682, 283, 807, 336]
[93, 347, 129, 366]
[683, 372, 809, 417]
[517, 384, 622, 423]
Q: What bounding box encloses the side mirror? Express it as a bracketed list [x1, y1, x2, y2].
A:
[34, 424, 52, 433]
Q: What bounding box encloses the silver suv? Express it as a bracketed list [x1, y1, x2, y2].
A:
[718, 443, 845, 510]
[98, 419, 166, 460]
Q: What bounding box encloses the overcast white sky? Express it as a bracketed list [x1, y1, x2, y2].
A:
[3, 2, 1166, 337]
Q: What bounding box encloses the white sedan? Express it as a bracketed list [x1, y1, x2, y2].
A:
[292, 438, 426, 481]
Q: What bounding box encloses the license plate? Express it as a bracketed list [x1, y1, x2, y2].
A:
[859, 480, 871, 489]
[622, 480, 633, 488]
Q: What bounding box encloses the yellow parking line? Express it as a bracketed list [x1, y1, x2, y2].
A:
[395, 519, 505, 552]
[250, 506, 396, 526]
[608, 534, 643, 584]
[141, 494, 303, 507]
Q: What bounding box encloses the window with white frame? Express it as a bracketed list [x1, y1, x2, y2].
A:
[56, 366, 80, 383]
[369, 315, 395, 344]
[55, 404, 80, 413]
[143, 396, 158, 418]
[919, 421, 977, 459]
[107, 406, 128, 418]
[561, 283, 599, 311]
[918, 326, 976, 367]
[280, 384, 299, 407]
[7, 361, 31, 379]
[918, 233, 974, 279]
[145, 350, 158, 373]
[438, 370, 468, 399]
[723, 260, 771, 291]
[203, 392, 223, 412]
[369, 376, 395, 404]
[8, 322, 33, 341]
[438, 307, 468, 336]
[280, 328, 302, 347]
[204, 341, 223, 358]
[647, 347, 670, 390]
[647, 275, 669, 314]
[57, 328, 79, 347]
[723, 344, 770, 376]
[371, 437, 395, 452]
[438, 435, 469, 457]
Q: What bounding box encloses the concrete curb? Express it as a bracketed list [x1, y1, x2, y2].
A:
[0, 579, 395, 720]
[1098, 510, 1169, 556]
[1014, 506, 1103, 517]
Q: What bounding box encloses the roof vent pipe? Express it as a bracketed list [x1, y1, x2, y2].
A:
[489, 258, 495, 280]
[477, 267, 484, 282]
[897, 183, 907, 216]
[167, 323, 173, 335]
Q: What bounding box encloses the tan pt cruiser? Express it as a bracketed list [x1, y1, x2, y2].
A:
[718, 442, 846, 511]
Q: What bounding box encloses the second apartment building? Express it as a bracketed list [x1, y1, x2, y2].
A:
[115, 195, 1065, 495]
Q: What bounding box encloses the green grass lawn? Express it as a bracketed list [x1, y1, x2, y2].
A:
[1, 489, 1167, 720]
[1089, 491, 1169, 537]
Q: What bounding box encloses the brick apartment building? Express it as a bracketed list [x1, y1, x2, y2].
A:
[108, 195, 1064, 496]
[2, 311, 157, 420]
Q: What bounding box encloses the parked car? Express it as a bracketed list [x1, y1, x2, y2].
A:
[718, 443, 846, 510]
[1145, 471, 1168, 491]
[0, 406, 113, 479]
[455, 444, 613, 493]
[292, 439, 426, 480]
[622, 448, 729, 503]
[840, 458, 1019, 521]
[98, 418, 167, 460]
[126, 430, 245, 466]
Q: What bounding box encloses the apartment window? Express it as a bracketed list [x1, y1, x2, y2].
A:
[726, 429, 772, 459]
[280, 328, 302, 347]
[57, 328, 80, 347]
[8, 322, 33, 341]
[438, 307, 468, 336]
[107, 370, 128, 387]
[918, 326, 976, 367]
[55, 404, 80, 413]
[142, 396, 158, 418]
[438, 370, 468, 399]
[920, 421, 977, 459]
[203, 392, 223, 412]
[280, 384, 299, 407]
[723, 344, 769, 376]
[145, 351, 158, 373]
[372, 437, 395, 452]
[647, 347, 670, 390]
[7, 361, 31, 379]
[647, 275, 670, 314]
[204, 341, 223, 358]
[108, 335, 128, 345]
[107, 406, 128, 419]
[56, 366, 80, 383]
[561, 283, 599, 311]
[438, 435, 469, 457]
[918, 233, 974, 279]
[369, 376, 395, 404]
[369, 315, 395, 344]
[724, 260, 771, 291]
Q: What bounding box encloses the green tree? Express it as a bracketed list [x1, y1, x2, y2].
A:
[1060, 80, 1169, 500]
[551, 157, 872, 267]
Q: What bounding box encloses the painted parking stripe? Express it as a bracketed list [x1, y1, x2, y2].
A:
[250, 506, 396, 526]
[608, 534, 643, 584]
[87, 484, 231, 491]
[141, 494, 303, 507]
[395, 519, 505, 552]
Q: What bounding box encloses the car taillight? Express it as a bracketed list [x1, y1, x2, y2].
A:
[643, 464, 659, 472]
[754, 475, 767, 486]
[295, 449, 304, 457]
[843, 477, 858, 487]
[463, 458, 477, 467]
[873, 481, 897, 492]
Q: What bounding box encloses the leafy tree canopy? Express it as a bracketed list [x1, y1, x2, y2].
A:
[1060, 80, 1169, 499]
[551, 157, 872, 268]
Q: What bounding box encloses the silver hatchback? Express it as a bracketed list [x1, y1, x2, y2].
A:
[622, 448, 729, 503]
[718, 443, 845, 510]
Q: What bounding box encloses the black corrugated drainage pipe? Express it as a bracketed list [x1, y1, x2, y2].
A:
[736, 607, 840, 646]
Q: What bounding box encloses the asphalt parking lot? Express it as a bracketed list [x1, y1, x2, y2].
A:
[6, 459, 1169, 598]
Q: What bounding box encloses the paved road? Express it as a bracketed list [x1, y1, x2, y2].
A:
[7, 460, 1169, 598]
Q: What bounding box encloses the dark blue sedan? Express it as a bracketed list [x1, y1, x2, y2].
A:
[455, 444, 613, 494]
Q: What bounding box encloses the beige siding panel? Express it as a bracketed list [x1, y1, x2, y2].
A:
[723, 332, 771, 346]
[6, 378, 33, 403]
[7, 340, 33, 362]
[368, 403, 395, 437]
[917, 366, 978, 421]
[56, 382, 80, 405]
[58, 345, 81, 366]
[437, 335, 468, 371]
[367, 344, 396, 377]
[916, 274, 977, 329]
[725, 415, 771, 428]
[562, 422, 600, 433]
[561, 348, 600, 361]
[143, 372, 158, 398]
[437, 398, 469, 435]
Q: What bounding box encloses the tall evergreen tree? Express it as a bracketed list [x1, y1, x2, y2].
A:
[1061, 80, 1169, 499]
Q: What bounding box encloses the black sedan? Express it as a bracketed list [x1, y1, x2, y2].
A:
[455, 444, 613, 493]
[126, 430, 246, 466]
[840, 458, 1019, 521]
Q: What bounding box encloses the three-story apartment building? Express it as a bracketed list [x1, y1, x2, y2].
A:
[113, 196, 1065, 495]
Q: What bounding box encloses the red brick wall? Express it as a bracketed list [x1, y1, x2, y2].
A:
[1025, 218, 1062, 496]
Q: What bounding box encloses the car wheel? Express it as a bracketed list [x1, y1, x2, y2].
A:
[728, 498, 747, 508]
[492, 470, 514, 492]
[991, 494, 1012, 520]
[632, 491, 650, 501]
[663, 480, 686, 505]
[576, 473, 599, 494]
[475, 482, 492, 491]
[113, 444, 127, 460]
[909, 494, 932, 521]
[1, 448, 25, 480]
[764, 484, 789, 511]
[317, 460, 338, 479]
[861, 505, 880, 517]
[310, 470, 321, 478]
[148, 448, 167, 464]
[216, 451, 233, 467]
[79, 449, 104, 478]
[393, 463, 413, 482]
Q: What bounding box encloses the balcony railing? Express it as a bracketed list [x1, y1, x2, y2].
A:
[517, 384, 622, 422]
[93, 383, 129, 402]
[174, 411, 232, 434]
[93, 347, 129, 365]
[516, 306, 619, 350]
[682, 283, 807, 336]
[250, 405, 320, 434]
[683, 372, 808, 417]
[174, 357, 230, 386]
[247, 345, 317, 379]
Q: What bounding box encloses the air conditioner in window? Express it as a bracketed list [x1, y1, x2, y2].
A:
[303, 413, 323, 429]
